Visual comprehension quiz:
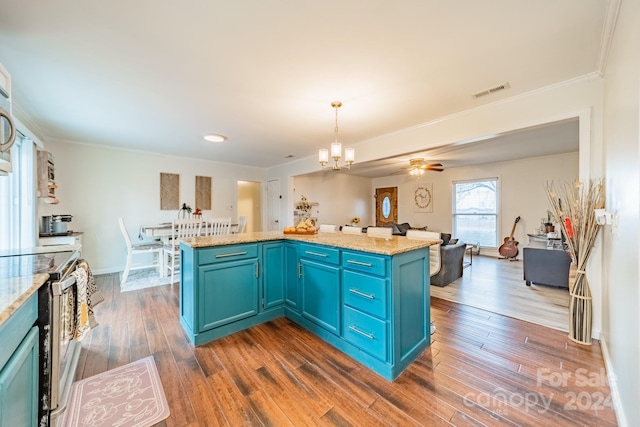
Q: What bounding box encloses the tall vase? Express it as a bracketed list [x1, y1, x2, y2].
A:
[568, 268, 593, 345]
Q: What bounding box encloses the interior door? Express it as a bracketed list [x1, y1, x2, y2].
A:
[266, 179, 280, 231]
[375, 187, 398, 227]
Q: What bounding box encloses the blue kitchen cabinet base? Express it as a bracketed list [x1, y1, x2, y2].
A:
[180, 239, 430, 381]
[0, 326, 39, 427]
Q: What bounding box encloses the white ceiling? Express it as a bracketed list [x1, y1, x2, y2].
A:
[0, 1, 608, 172]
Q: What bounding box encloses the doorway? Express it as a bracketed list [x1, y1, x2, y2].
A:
[237, 181, 262, 232]
[375, 187, 398, 227]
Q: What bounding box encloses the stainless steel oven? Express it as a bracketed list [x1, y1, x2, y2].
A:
[0, 248, 82, 426]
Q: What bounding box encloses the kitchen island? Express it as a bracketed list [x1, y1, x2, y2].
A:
[179, 231, 436, 380]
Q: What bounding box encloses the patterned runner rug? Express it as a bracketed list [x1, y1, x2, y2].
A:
[120, 269, 176, 292]
[58, 356, 170, 427]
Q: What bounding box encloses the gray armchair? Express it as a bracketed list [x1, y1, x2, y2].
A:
[430, 241, 466, 287]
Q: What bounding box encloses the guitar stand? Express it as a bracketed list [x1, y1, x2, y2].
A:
[500, 256, 519, 261]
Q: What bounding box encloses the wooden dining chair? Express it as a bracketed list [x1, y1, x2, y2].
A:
[118, 217, 163, 283]
[406, 230, 442, 277]
[204, 217, 232, 236]
[342, 225, 362, 235]
[236, 216, 247, 233]
[164, 218, 203, 279]
[319, 224, 337, 233]
[366, 226, 393, 238]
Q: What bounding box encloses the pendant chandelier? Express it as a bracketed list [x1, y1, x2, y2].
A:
[318, 101, 354, 170]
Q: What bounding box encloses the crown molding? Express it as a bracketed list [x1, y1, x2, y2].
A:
[596, 0, 622, 76]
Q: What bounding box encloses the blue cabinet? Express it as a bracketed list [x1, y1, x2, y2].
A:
[342, 250, 390, 361]
[299, 243, 341, 335]
[284, 243, 299, 311]
[198, 258, 259, 331]
[0, 294, 39, 427]
[300, 258, 341, 335]
[262, 243, 286, 309]
[181, 243, 266, 345]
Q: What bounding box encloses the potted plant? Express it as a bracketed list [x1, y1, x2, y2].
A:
[544, 211, 555, 233]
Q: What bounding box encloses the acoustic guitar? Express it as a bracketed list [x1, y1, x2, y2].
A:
[498, 216, 521, 259]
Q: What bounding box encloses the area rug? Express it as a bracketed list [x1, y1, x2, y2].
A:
[58, 356, 170, 427]
[120, 269, 176, 292]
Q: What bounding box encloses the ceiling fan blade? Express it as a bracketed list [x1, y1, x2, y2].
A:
[425, 167, 444, 172]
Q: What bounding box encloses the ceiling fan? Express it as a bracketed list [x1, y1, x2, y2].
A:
[406, 158, 444, 176]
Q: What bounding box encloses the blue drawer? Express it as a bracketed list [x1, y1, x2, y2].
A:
[299, 243, 340, 265]
[342, 251, 387, 276]
[343, 270, 387, 319]
[342, 306, 388, 361]
[198, 244, 258, 265]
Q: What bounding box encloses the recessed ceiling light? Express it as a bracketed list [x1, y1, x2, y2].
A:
[204, 133, 227, 142]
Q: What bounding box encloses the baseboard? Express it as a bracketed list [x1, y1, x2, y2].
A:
[90, 266, 123, 276]
[599, 335, 627, 426]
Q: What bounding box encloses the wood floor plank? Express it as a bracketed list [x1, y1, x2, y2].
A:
[175, 355, 229, 426]
[76, 261, 617, 426]
[152, 349, 199, 427]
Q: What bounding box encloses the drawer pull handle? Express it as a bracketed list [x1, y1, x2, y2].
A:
[347, 260, 373, 267]
[215, 251, 248, 258]
[349, 288, 374, 299]
[349, 325, 374, 340]
[298, 263, 302, 278]
[305, 250, 328, 258]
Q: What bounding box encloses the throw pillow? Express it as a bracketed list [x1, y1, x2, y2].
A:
[397, 222, 411, 235]
[440, 233, 452, 246]
[449, 238, 459, 245]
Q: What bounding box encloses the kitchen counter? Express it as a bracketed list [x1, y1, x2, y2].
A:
[179, 232, 434, 380]
[0, 274, 49, 326]
[181, 231, 437, 255]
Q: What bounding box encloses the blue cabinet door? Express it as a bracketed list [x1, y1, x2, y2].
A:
[301, 259, 341, 335]
[0, 326, 39, 427]
[284, 243, 299, 310]
[198, 258, 259, 331]
[262, 243, 285, 309]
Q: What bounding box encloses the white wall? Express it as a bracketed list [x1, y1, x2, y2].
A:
[601, 0, 640, 424]
[38, 140, 266, 274]
[268, 76, 604, 339]
[292, 172, 373, 227]
[372, 152, 579, 250]
[237, 180, 262, 232]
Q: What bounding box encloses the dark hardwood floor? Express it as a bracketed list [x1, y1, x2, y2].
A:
[75, 272, 617, 426]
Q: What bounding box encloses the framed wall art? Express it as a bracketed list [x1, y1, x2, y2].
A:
[160, 172, 180, 210]
[195, 176, 212, 210]
[413, 182, 433, 213]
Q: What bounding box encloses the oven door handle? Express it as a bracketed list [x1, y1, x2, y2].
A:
[52, 275, 76, 296]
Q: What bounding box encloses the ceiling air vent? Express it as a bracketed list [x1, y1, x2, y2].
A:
[472, 82, 510, 99]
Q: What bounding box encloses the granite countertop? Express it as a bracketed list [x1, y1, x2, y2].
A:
[181, 231, 437, 256]
[0, 274, 49, 326]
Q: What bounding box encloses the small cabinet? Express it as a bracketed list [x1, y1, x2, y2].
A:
[0, 327, 39, 427]
[342, 250, 390, 361]
[180, 243, 260, 340]
[0, 292, 39, 427]
[300, 244, 341, 335]
[198, 259, 259, 331]
[262, 242, 286, 309]
[284, 243, 299, 310]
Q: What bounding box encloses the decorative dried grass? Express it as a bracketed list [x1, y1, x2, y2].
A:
[545, 179, 605, 345]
